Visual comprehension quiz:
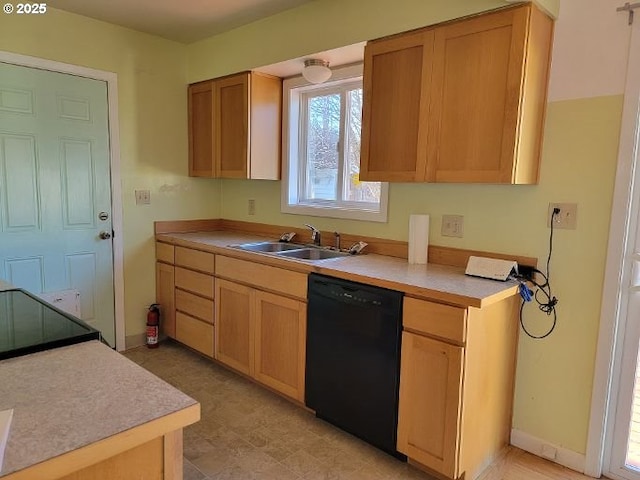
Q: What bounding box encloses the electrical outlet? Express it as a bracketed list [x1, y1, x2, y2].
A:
[548, 203, 577, 229]
[248, 199, 256, 215]
[135, 190, 150, 205]
[442, 215, 464, 238]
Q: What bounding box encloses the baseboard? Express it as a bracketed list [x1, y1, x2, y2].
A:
[125, 333, 146, 350]
[511, 429, 586, 474]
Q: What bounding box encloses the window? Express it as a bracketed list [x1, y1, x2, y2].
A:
[281, 64, 388, 222]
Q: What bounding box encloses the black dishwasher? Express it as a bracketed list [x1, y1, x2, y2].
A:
[305, 273, 404, 458]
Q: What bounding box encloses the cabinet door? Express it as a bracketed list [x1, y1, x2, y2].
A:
[397, 332, 463, 478]
[254, 291, 306, 401]
[176, 311, 214, 357]
[360, 30, 434, 182]
[215, 279, 253, 375]
[155, 262, 175, 338]
[248, 73, 282, 180]
[215, 73, 249, 178]
[188, 81, 215, 177]
[426, 7, 528, 183]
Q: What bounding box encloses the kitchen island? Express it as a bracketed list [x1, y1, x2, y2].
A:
[0, 341, 199, 479]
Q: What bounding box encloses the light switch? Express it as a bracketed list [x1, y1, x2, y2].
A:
[135, 190, 151, 205]
[442, 215, 464, 238]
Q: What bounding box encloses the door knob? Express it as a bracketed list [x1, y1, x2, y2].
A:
[99, 231, 112, 240]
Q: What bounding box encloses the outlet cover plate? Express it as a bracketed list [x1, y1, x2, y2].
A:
[442, 215, 464, 238]
[548, 203, 577, 229]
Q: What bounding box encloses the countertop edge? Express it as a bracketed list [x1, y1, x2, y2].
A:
[2, 404, 200, 480]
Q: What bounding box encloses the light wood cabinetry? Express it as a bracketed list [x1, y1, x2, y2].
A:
[156, 243, 215, 356]
[398, 332, 463, 477]
[360, 30, 434, 182]
[156, 242, 176, 339]
[176, 311, 214, 357]
[175, 288, 214, 324]
[175, 267, 214, 299]
[155, 261, 176, 338]
[175, 246, 214, 274]
[215, 278, 254, 375]
[397, 296, 519, 480]
[216, 255, 307, 299]
[188, 81, 215, 177]
[254, 290, 306, 401]
[188, 71, 281, 180]
[156, 245, 306, 401]
[215, 257, 306, 401]
[360, 4, 553, 184]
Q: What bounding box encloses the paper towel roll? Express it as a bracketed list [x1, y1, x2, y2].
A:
[408, 214, 429, 264]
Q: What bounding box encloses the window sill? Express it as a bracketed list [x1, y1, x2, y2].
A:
[281, 202, 388, 223]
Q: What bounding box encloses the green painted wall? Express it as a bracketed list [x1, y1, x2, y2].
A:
[187, 0, 617, 455]
[0, 9, 221, 338]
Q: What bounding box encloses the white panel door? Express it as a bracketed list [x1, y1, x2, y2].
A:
[0, 62, 115, 347]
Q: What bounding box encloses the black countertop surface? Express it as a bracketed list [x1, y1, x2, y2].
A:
[0, 289, 100, 360]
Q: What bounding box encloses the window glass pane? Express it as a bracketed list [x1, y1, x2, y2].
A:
[305, 92, 340, 201]
[343, 88, 381, 204]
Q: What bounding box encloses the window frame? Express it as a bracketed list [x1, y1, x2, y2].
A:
[281, 64, 389, 223]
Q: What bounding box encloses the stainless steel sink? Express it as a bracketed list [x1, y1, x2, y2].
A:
[275, 248, 348, 260]
[230, 241, 351, 261]
[231, 242, 305, 253]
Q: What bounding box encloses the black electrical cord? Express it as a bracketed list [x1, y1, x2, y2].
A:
[516, 209, 560, 339]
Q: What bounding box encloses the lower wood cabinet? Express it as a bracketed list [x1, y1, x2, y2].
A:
[397, 331, 463, 478]
[397, 296, 519, 480]
[215, 279, 253, 375]
[215, 278, 306, 402]
[156, 245, 215, 357]
[254, 290, 306, 401]
[175, 311, 214, 358]
[155, 262, 176, 338]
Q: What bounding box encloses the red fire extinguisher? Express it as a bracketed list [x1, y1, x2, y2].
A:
[146, 304, 160, 349]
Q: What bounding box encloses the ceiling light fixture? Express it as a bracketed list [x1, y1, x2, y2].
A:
[302, 59, 332, 84]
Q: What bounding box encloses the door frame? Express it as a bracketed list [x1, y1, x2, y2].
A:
[0, 50, 126, 351]
[584, 19, 639, 478]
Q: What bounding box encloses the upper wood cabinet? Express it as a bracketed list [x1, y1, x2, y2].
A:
[360, 4, 553, 184]
[188, 71, 282, 180]
[360, 30, 434, 182]
[188, 81, 215, 177]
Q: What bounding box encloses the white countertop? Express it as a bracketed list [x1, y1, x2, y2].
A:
[157, 231, 520, 308]
[0, 341, 198, 477]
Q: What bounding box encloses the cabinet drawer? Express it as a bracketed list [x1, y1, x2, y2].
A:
[176, 312, 214, 357]
[156, 242, 175, 264]
[403, 297, 467, 343]
[176, 288, 214, 324]
[175, 267, 214, 299]
[216, 256, 307, 299]
[175, 246, 215, 274]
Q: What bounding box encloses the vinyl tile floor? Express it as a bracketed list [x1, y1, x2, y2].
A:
[124, 341, 593, 480]
[124, 340, 435, 480]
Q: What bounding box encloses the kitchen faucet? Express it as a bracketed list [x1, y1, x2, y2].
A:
[304, 224, 321, 246]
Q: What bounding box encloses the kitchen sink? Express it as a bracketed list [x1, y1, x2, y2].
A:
[231, 241, 305, 252]
[276, 248, 349, 260]
[230, 241, 351, 261]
